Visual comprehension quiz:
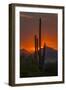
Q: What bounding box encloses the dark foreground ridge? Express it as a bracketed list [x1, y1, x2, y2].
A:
[20, 46, 58, 78]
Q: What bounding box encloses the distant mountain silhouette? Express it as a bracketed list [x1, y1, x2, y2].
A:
[45, 47, 57, 61]
[20, 49, 31, 57]
[45, 46, 57, 55]
[20, 46, 58, 77]
[20, 46, 57, 62]
[40, 46, 57, 63]
[40, 46, 57, 54]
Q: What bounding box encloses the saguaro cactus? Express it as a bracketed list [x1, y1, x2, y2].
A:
[38, 18, 42, 70]
[34, 18, 46, 71]
[34, 35, 38, 64]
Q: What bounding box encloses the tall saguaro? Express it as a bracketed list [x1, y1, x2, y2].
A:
[39, 18, 41, 54]
[35, 35, 38, 53]
[39, 18, 42, 70]
[34, 18, 45, 70]
[34, 35, 38, 64]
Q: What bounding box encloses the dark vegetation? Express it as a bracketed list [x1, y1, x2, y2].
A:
[20, 46, 58, 78]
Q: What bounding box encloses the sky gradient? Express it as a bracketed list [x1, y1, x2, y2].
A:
[20, 12, 58, 52]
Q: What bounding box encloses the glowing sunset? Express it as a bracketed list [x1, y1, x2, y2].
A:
[20, 12, 57, 52]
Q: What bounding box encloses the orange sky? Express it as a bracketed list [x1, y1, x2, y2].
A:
[20, 12, 58, 52]
[20, 36, 57, 52]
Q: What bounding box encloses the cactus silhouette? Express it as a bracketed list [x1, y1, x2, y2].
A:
[34, 18, 46, 71]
